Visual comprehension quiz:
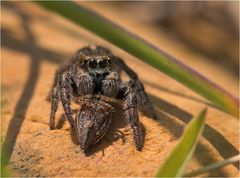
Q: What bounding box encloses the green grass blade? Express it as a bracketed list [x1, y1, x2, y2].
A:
[155, 108, 207, 177]
[184, 154, 240, 177]
[35, 1, 239, 117]
[1, 138, 10, 177]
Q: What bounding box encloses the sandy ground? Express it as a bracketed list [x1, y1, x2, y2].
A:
[1, 2, 239, 177]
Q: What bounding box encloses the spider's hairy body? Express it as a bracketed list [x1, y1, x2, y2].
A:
[50, 45, 156, 152]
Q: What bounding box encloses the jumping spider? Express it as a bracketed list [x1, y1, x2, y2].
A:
[50, 46, 157, 151]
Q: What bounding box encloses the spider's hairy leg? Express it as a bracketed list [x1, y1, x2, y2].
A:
[50, 86, 59, 130]
[59, 72, 75, 128]
[122, 85, 143, 151]
[113, 56, 138, 80]
[49, 69, 62, 129]
[101, 72, 120, 97]
[114, 56, 157, 119]
[129, 80, 157, 119]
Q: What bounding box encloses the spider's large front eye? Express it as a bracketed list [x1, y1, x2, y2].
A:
[88, 59, 97, 68]
[99, 59, 107, 68]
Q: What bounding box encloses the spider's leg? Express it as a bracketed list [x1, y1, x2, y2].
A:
[113, 57, 156, 118]
[122, 84, 143, 150]
[113, 56, 138, 80]
[50, 86, 59, 130]
[49, 70, 63, 129]
[58, 71, 75, 128]
[128, 80, 157, 119]
[47, 52, 80, 101]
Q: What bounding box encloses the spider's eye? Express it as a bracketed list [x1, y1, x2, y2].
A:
[88, 59, 97, 68]
[107, 57, 112, 64]
[98, 59, 107, 68]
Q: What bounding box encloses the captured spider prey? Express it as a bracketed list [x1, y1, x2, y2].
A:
[49, 45, 157, 151]
[75, 94, 115, 151]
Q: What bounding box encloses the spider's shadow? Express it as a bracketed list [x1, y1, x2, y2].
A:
[56, 103, 146, 156]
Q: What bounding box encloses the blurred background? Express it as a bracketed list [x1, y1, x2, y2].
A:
[111, 1, 239, 77]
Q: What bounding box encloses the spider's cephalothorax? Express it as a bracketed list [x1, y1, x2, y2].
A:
[49, 45, 157, 152]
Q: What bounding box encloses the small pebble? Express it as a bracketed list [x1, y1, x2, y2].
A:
[75, 147, 81, 153]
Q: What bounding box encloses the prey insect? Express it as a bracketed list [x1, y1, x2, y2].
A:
[49, 45, 157, 151]
[75, 94, 115, 151]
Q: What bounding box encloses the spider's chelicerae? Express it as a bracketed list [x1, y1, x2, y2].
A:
[50, 45, 157, 152]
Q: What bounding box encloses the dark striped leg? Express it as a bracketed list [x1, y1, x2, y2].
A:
[128, 80, 157, 119]
[113, 56, 138, 80]
[50, 86, 59, 130]
[113, 57, 156, 118]
[122, 85, 143, 151]
[58, 72, 75, 128]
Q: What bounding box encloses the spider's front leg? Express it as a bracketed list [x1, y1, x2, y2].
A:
[50, 69, 64, 130]
[50, 69, 95, 129]
[49, 63, 75, 129]
[60, 71, 95, 126]
[113, 56, 157, 119]
[122, 83, 144, 151]
[58, 71, 75, 128]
